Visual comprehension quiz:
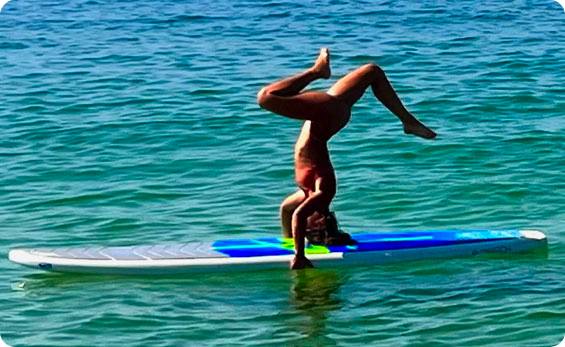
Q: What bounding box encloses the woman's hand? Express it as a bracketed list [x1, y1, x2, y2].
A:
[290, 255, 314, 270]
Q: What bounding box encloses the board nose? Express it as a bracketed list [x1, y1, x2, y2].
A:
[519, 230, 546, 240]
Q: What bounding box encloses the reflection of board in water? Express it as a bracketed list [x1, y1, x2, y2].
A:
[8, 229, 547, 275]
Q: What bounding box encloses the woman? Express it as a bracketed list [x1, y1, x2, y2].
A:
[257, 48, 436, 269]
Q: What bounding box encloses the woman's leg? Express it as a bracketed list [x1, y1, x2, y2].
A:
[327, 63, 436, 139]
[257, 48, 344, 122]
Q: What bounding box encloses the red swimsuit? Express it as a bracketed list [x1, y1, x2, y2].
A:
[295, 165, 336, 196]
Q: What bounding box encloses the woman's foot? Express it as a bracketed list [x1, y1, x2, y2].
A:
[311, 48, 331, 79]
[403, 119, 437, 139]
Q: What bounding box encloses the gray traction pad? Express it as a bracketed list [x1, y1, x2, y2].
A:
[29, 242, 228, 260]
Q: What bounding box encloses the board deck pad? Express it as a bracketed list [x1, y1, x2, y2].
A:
[9, 229, 547, 275]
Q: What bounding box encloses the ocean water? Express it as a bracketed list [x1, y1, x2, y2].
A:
[1, 0, 564, 346]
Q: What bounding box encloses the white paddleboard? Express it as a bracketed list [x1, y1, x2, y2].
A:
[8, 229, 547, 275]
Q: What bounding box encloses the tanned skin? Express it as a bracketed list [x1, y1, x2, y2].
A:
[257, 48, 436, 269]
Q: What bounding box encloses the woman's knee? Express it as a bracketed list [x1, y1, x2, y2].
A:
[257, 87, 271, 108]
[362, 63, 384, 79]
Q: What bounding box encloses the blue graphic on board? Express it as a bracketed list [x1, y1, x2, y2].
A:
[212, 230, 522, 258]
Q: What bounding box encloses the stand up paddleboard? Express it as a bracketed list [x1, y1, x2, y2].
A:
[9, 229, 547, 275]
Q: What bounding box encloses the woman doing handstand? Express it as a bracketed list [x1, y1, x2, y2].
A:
[257, 48, 436, 269]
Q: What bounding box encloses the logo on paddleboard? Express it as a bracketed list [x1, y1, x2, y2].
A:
[0, 0, 13, 14]
[553, 0, 565, 12]
[554, 335, 565, 347]
[0, 335, 13, 347]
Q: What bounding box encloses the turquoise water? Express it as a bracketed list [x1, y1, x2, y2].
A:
[1, 0, 564, 345]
